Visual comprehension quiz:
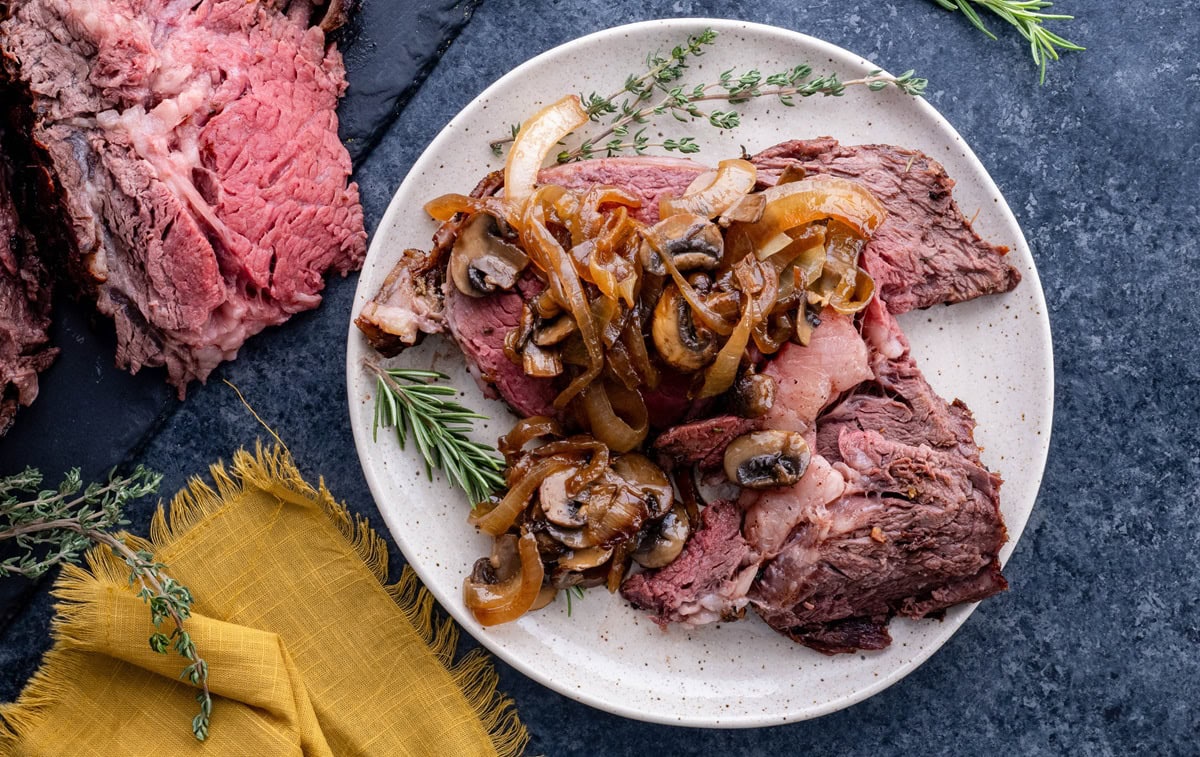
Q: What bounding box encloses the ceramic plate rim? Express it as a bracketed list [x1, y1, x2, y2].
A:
[346, 17, 1054, 728]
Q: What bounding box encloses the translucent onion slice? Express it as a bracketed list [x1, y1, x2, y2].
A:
[505, 95, 589, 215]
[521, 199, 604, 407]
[580, 380, 648, 453]
[605, 539, 636, 593]
[660, 158, 757, 219]
[698, 300, 753, 398]
[586, 486, 649, 548]
[531, 437, 610, 497]
[423, 193, 507, 223]
[463, 532, 545, 626]
[731, 177, 887, 260]
[470, 457, 573, 536]
[698, 266, 759, 398]
[813, 222, 876, 314]
[499, 416, 562, 463]
[827, 267, 876, 314]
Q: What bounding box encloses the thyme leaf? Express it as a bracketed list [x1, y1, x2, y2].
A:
[0, 466, 212, 741]
[489, 28, 927, 161]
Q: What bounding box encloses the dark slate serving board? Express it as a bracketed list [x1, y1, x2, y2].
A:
[0, 0, 479, 622]
[0, 0, 478, 479]
[337, 0, 483, 163]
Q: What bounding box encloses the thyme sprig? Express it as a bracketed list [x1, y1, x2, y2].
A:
[489, 28, 927, 162]
[0, 466, 213, 741]
[367, 361, 506, 504]
[558, 68, 925, 164]
[932, 0, 1083, 83]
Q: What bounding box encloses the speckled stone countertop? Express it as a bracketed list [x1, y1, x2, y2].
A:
[2, 1, 1198, 754]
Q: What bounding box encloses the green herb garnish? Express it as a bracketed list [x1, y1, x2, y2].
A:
[490, 28, 927, 162]
[932, 0, 1084, 83]
[1, 466, 212, 741]
[565, 584, 585, 617]
[367, 362, 506, 504]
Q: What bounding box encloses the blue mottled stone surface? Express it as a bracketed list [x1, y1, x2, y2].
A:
[3, 1, 1198, 754]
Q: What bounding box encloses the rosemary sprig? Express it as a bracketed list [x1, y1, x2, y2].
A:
[1, 466, 213, 741]
[490, 28, 927, 162]
[565, 584, 585, 617]
[367, 361, 506, 504]
[932, 0, 1084, 83]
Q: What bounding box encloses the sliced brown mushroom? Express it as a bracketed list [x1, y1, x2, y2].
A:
[648, 213, 725, 271]
[541, 522, 592, 550]
[540, 482, 618, 549]
[550, 565, 609, 590]
[522, 341, 562, 377]
[585, 485, 650, 547]
[652, 284, 718, 372]
[531, 289, 562, 319]
[611, 453, 673, 519]
[776, 164, 808, 185]
[530, 585, 559, 611]
[793, 300, 820, 346]
[632, 503, 690, 569]
[539, 469, 588, 527]
[504, 302, 536, 363]
[732, 370, 777, 419]
[723, 430, 812, 489]
[449, 213, 529, 297]
[533, 315, 577, 346]
[557, 545, 614, 572]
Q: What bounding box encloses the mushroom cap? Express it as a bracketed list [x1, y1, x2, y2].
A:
[652, 283, 718, 372]
[449, 213, 529, 297]
[611, 453, 673, 519]
[723, 429, 812, 489]
[650, 213, 725, 271]
[732, 371, 777, 419]
[632, 504, 690, 569]
[539, 468, 588, 527]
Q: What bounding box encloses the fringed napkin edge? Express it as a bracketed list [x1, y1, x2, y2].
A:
[0, 442, 529, 757]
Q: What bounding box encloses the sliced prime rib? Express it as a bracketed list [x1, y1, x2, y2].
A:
[742, 453, 848, 561]
[356, 171, 504, 355]
[0, 147, 56, 436]
[783, 616, 893, 655]
[651, 414, 761, 470]
[759, 312, 872, 436]
[739, 311, 873, 558]
[750, 430, 1008, 645]
[363, 157, 703, 419]
[538, 156, 704, 225]
[645, 309, 872, 474]
[620, 499, 757, 628]
[816, 296, 980, 464]
[445, 272, 558, 417]
[630, 313, 872, 623]
[357, 142, 1017, 419]
[751, 138, 1021, 314]
[633, 301, 1010, 652]
[356, 158, 700, 360]
[350, 144, 1017, 652]
[1, 0, 366, 394]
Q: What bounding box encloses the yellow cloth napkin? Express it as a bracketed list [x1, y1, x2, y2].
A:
[0, 444, 527, 756]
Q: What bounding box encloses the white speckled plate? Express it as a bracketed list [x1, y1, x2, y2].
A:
[346, 19, 1053, 727]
